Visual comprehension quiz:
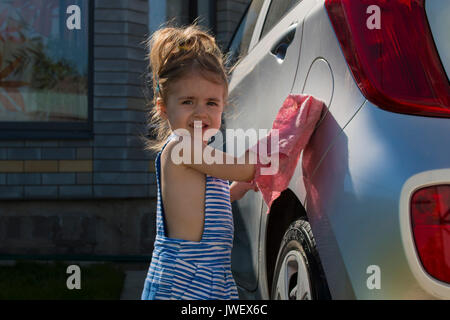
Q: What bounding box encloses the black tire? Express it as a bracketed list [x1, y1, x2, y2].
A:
[271, 219, 331, 300]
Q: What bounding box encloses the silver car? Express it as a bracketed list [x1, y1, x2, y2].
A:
[223, 0, 450, 299]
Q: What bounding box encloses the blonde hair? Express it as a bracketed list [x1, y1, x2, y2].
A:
[142, 24, 229, 153]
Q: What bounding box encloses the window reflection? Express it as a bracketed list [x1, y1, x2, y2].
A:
[0, 0, 88, 123]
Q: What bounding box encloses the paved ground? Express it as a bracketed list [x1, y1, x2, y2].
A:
[118, 263, 149, 300]
[0, 260, 149, 300]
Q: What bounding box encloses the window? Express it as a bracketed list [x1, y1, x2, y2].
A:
[260, 0, 301, 40]
[0, 0, 92, 139]
[227, 0, 265, 66]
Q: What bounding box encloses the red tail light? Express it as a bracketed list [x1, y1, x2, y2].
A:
[411, 185, 450, 284]
[325, 0, 450, 118]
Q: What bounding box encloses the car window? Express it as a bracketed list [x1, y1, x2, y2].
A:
[260, 0, 301, 40]
[227, 0, 265, 66]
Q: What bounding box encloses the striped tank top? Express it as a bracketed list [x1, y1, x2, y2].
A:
[141, 133, 239, 300]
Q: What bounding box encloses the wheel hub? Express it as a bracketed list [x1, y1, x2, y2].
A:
[275, 250, 312, 300]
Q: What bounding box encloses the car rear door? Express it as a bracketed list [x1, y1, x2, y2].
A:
[226, 0, 317, 294]
[227, 0, 317, 141]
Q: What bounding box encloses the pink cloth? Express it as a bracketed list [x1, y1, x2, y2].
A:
[249, 94, 325, 213]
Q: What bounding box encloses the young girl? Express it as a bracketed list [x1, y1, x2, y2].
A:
[141, 24, 259, 300]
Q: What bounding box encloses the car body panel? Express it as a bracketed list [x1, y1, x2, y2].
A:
[289, 58, 334, 206]
[231, 189, 264, 291]
[305, 100, 450, 299]
[288, 1, 367, 208]
[227, 0, 318, 147]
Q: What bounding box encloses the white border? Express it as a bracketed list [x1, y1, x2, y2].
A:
[399, 168, 450, 299]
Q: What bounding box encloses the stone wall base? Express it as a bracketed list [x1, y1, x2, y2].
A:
[0, 199, 157, 259]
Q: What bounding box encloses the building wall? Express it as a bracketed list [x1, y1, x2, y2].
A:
[0, 198, 156, 257]
[0, 0, 156, 259]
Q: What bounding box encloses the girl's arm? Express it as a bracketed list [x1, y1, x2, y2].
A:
[230, 180, 259, 202]
[174, 138, 256, 182]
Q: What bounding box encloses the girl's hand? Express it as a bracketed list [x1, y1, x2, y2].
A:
[230, 180, 259, 202]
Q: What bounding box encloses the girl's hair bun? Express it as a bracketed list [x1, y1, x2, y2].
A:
[146, 24, 228, 102]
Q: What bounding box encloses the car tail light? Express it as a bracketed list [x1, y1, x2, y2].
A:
[325, 0, 450, 118]
[411, 185, 450, 284]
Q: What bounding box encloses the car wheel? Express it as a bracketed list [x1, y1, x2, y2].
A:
[271, 219, 330, 300]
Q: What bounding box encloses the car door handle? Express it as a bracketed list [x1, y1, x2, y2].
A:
[270, 22, 298, 61]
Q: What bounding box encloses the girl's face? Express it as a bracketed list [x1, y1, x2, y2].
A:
[157, 72, 225, 142]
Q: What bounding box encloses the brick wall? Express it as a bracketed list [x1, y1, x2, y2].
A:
[92, 0, 156, 199]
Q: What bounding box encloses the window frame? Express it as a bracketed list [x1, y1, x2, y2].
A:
[259, 0, 302, 41]
[0, 0, 94, 140]
[226, 2, 252, 54]
[226, 0, 269, 58]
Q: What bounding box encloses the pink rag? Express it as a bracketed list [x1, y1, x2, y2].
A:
[248, 94, 325, 213]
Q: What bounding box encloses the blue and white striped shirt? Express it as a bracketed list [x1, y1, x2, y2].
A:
[141, 133, 239, 300]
